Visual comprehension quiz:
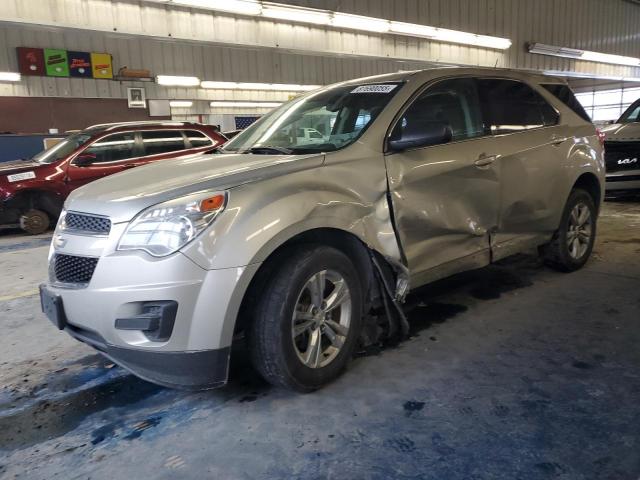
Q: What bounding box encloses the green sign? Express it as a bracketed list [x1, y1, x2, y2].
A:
[44, 49, 69, 77]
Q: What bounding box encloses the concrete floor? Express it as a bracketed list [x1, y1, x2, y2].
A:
[1, 201, 639, 480]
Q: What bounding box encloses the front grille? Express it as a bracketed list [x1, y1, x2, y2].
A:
[53, 254, 99, 284]
[64, 212, 111, 235]
[604, 141, 640, 173]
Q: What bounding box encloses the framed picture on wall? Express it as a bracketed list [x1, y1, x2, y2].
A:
[127, 87, 146, 108]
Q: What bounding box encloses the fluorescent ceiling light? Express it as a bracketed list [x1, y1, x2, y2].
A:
[170, 0, 261, 15]
[331, 12, 389, 33]
[169, 100, 194, 107]
[156, 75, 201, 86]
[262, 4, 330, 25]
[210, 101, 282, 107]
[580, 50, 640, 67]
[529, 43, 640, 67]
[145, 0, 512, 50]
[201, 81, 320, 91]
[390, 21, 511, 49]
[0, 72, 20, 82]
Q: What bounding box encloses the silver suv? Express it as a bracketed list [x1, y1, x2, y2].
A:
[40, 68, 605, 391]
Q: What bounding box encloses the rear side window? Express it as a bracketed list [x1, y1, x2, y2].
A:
[542, 84, 592, 122]
[141, 130, 186, 156]
[184, 130, 213, 147]
[478, 79, 560, 135]
[619, 100, 640, 123]
[83, 133, 136, 163]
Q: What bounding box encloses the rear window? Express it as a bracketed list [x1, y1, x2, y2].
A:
[542, 84, 592, 122]
[478, 79, 560, 135]
[141, 130, 186, 156]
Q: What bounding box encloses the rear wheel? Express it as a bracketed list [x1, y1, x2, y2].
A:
[20, 209, 49, 235]
[543, 188, 596, 272]
[248, 245, 363, 392]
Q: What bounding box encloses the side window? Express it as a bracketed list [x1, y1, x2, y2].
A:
[394, 78, 484, 145]
[141, 130, 186, 156]
[542, 84, 591, 122]
[184, 130, 213, 148]
[83, 132, 136, 163]
[478, 79, 559, 134]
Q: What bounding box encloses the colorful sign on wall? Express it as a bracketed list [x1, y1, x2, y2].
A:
[44, 49, 69, 77]
[17, 47, 46, 76]
[68, 51, 92, 78]
[91, 53, 113, 79]
[16, 47, 115, 80]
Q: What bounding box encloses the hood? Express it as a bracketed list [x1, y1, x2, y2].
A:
[600, 122, 640, 141]
[66, 152, 325, 223]
[0, 159, 44, 175]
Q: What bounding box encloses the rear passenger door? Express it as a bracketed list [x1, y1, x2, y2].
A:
[139, 130, 188, 161]
[139, 129, 215, 161]
[476, 78, 568, 259]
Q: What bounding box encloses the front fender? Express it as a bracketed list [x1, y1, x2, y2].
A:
[181, 161, 400, 270]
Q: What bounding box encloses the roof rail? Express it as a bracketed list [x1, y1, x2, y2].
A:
[86, 121, 199, 130]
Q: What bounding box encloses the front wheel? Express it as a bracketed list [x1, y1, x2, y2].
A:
[543, 188, 597, 272]
[248, 245, 363, 392]
[20, 209, 50, 235]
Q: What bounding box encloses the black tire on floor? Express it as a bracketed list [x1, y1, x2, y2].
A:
[542, 188, 597, 272]
[248, 245, 363, 392]
[19, 209, 50, 235]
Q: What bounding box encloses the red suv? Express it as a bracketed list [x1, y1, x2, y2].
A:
[0, 122, 226, 234]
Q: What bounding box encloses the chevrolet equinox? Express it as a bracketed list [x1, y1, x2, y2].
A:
[40, 68, 605, 391]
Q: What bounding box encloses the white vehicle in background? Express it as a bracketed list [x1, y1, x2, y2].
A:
[296, 127, 326, 145]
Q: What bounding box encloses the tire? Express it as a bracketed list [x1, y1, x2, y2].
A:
[248, 245, 363, 392]
[20, 209, 49, 235]
[543, 188, 597, 272]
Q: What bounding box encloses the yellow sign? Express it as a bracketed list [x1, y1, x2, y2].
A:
[91, 53, 113, 79]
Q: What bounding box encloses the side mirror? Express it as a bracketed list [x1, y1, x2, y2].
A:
[74, 153, 97, 166]
[388, 120, 453, 151]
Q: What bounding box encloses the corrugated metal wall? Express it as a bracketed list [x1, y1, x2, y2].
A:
[0, 0, 639, 102]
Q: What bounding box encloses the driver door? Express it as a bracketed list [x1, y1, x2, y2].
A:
[384, 77, 501, 286]
[65, 132, 140, 192]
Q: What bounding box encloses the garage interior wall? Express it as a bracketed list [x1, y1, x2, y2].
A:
[0, 0, 639, 131]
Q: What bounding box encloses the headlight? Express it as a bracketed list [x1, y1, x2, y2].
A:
[117, 191, 227, 257]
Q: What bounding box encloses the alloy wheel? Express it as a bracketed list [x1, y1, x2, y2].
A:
[567, 202, 592, 260]
[291, 269, 352, 369]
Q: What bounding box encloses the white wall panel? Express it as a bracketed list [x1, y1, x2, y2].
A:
[0, 0, 639, 100]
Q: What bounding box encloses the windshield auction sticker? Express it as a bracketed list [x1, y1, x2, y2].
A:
[351, 84, 398, 94]
[7, 171, 36, 183]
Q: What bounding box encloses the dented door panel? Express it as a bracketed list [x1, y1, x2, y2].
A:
[385, 137, 501, 285]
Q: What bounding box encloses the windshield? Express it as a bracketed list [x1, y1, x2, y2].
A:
[32, 133, 93, 164]
[618, 99, 640, 124]
[223, 82, 403, 154]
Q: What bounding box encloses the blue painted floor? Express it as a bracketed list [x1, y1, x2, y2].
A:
[1, 201, 639, 479]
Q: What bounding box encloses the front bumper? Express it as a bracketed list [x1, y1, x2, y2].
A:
[606, 171, 640, 194]
[43, 226, 260, 389]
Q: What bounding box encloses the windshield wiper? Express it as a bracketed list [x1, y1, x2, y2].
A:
[243, 146, 293, 155]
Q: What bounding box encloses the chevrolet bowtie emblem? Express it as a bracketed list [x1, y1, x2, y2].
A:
[53, 235, 67, 248]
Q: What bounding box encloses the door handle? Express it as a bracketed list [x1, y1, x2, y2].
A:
[551, 135, 567, 146]
[474, 154, 497, 168]
[122, 163, 138, 169]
